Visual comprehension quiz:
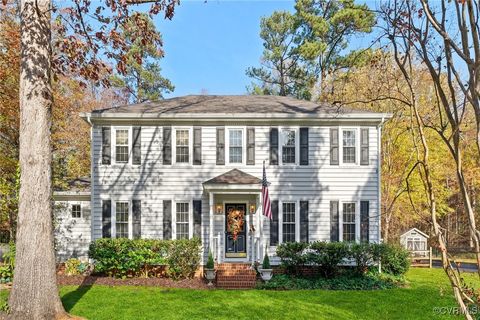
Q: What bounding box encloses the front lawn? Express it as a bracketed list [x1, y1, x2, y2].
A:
[1, 268, 478, 319]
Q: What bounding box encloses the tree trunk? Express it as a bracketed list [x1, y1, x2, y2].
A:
[6, 0, 67, 318]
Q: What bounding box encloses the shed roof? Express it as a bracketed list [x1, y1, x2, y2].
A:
[400, 228, 429, 239]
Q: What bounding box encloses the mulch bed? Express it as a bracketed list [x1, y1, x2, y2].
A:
[57, 275, 211, 290]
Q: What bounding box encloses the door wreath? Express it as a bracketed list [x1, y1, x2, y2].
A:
[227, 208, 245, 241]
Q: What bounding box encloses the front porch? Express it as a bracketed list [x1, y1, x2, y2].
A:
[203, 169, 267, 265]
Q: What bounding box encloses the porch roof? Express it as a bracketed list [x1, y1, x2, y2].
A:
[203, 169, 262, 185]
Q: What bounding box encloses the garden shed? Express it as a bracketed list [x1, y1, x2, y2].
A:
[400, 228, 429, 257]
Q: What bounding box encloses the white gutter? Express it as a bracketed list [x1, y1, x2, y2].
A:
[86, 114, 95, 244]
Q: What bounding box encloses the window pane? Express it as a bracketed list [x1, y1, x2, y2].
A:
[116, 202, 129, 238]
[342, 202, 356, 242]
[176, 202, 189, 239]
[229, 130, 243, 163]
[116, 130, 129, 163]
[343, 130, 356, 163]
[72, 204, 81, 218]
[282, 202, 295, 243]
[282, 130, 295, 163]
[176, 130, 189, 163]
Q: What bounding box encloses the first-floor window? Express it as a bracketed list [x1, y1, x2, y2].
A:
[116, 201, 129, 238]
[71, 204, 81, 218]
[176, 202, 189, 239]
[282, 202, 296, 243]
[342, 202, 356, 242]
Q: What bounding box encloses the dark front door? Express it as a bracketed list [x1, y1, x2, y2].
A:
[225, 203, 247, 258]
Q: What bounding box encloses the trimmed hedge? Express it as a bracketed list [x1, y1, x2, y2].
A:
[88, 238, 201, 279]
[276, 241, 410, 277]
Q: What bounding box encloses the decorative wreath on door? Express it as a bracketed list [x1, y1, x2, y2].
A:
[227, 208, 245, 241]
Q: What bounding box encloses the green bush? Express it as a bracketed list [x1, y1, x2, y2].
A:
[0, 242, 15, 282]
[262, 251, 271, 269]
[89, 238, 201, 279]
[65, 258, 82, 276]
[166, 238, 202, 280]
[276, 242, 309, 275]
[205, 250, 214, 269]
[257, 272, 403, 290]
[308, 241, 349, 278]
[377, 243, 410, 276]
[348, 242, 378, 275]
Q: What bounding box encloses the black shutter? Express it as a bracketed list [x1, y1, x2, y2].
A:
[330, 128, 339, 165]
[132, 127, 141, 165]
[163, 200, 172, 240]
[300, 128, 309, 165]
[193, 200, 202, 238]
[300, 201, 309, 242]
[270, 128, 279, 165]
[360, 201, 370, 242]
[216, 127, 225, 165]
[360, 128, 369, 165]
[163, 127, 171, 165]
[330, 201, 339, 242]
[193, 127, 202, 165]
[132, 200, 141, 239]
[102, 200, 111, 238]
[247, 127, 255, 165]
[101, 127, 111, 165]
[270, 200, 279, 246]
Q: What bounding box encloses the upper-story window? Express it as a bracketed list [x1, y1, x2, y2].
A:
[342, 202, 356, 242]
[281, 129, 296, 164]
[115, 129, 129, 163]
[71, 204, 81, 218]
[342, 129, 356, 164]
[229, 129, 243, 163]
[175, 129, 190, 163]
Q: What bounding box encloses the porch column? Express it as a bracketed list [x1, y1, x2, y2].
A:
[209, 192, 214, 260]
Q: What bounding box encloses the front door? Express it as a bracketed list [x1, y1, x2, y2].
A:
[225, 203, 247, 258]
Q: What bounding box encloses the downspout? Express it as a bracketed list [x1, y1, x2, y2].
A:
[86, 115, 94, 258]
[377, 115, 386, 245]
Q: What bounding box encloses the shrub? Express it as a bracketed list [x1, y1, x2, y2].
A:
[262, 251, 271, 269]
[89, 238, 202, 279]
[276, 242, 309, 275]
[205, 250, 214, 269]
[308, 241, 349, 278]
[0, 242, 15, 282]
[348, 242, 378, 275]
[65, 258, 82, 276]
[166, 237, 202, 280]
[377, 243, 410, 276]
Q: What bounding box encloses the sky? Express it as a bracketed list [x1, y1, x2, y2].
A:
[155, 0, 377, 98]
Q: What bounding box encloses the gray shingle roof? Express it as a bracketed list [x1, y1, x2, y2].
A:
[203, 169, 262, 185]
[92, 95, 364, 115]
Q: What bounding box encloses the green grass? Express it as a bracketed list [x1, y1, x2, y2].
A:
[1, 268, 478, 319]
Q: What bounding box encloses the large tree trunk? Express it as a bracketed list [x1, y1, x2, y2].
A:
[6, 0, 67, 318]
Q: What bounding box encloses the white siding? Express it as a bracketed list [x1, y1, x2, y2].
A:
[88, 123, 380, 264]
[54, 200, 91, 261]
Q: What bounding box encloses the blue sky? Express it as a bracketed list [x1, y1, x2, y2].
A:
[155, 0, 376, 98]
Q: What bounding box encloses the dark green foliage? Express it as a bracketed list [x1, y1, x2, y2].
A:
[377, 244, 410, 276]
[205, 250, 214, 269]
[262, 251, 271, 269]
[166, 238, 202, 280]
[276, 242, 309, 275]
[308, 241, 349, 278]
[349, 242, 377, 275]
[257, 272, 403, 290]
[89, 238, 201, 279]
[0, 242, 15, 283]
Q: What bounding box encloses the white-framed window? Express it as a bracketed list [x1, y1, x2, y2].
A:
[406, 237, 426, 251]
[342, 129, 356, 164]
[225, 127, 246, 165]
[115, 129, 129, 163]
[71, 204, 81, 218]
[229, 129, 243, 163]
[115, 201, 129, 238]
[282, 202, 296, 243]
[281, 129, 296, 164]
[342, 202, 356, 242]
[175, 202, 190, 239]
[172, 127, 192, 164]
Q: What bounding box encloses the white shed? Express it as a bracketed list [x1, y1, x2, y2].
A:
[400, 228, 429, 257]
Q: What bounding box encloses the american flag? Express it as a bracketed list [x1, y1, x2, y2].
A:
[262, 161, 272, 219]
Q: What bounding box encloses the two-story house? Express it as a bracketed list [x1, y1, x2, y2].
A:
[53, 95, 390, 265]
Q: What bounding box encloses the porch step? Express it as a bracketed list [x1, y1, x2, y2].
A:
[216, 263, 257, 289]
